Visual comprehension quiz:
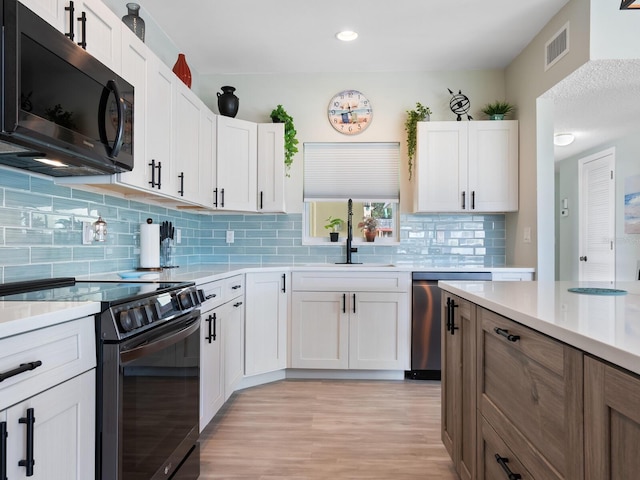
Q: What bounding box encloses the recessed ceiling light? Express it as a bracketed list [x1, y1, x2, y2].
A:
[553, 133, 575, 146]
[336, 30, 358, 42]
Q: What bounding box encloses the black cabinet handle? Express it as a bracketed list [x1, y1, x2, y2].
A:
[178, 172, 185, 197]
[221, 188, 225, 208]
[18, 408, 36, 476]
[231, 285, 242, 290]
[579, 255, 588, 262]
[157, 161, 162, 189]
[0, 361, 43, 383]
[495, 454, 522, 480]
[205, 314, 213, 344]
[445, 297, 452, 332]
[461, 191, 466, 209]
[1, 421, 7, 480]
[205, 313, 217, 343]
[448, 299, 459, 335]
[233, 301, 243, 308]
[260, 191, 264, 210]
[471, 191, 475, 210]
[213, 188, 218, 207]
[205, 293, 217, 300]
[281, 274, 286, 293]
[352, 293, 356, 314]
[149, 159, 160, 189]
[77, 11, 86, 49]
[213, 314, 217, 341]
[65, 1, 75, 40]
[494, 327, 520, 342]
[342, 293, 346, 313]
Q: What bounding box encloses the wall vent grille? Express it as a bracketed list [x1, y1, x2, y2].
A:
[545, 22, 570, 71]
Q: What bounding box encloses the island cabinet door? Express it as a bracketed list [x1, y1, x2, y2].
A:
[441, 293, 476, 480]
[584, 356, 640, 480]
[476, 307, 584, 480]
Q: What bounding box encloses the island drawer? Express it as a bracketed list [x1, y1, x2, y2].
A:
[0, 316, 96, 410]
[477, 307, 583, 479]
[292, 271, 409, 292]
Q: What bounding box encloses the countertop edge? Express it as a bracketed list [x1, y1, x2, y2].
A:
[0, 302, 100, 339]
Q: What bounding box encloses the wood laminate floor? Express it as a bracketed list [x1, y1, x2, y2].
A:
[198, 379, 458, 479]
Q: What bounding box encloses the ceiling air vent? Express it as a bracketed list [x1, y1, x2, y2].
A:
[545, 22, 569, 71]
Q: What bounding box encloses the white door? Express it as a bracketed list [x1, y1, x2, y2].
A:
[257, 123, 286, 213]
[175, 85, 201, 203]
[75, 0, 122, 73]
[200, 304, 224, 432]
[578, 149, 615, 281]
[223, 299, 245, 401]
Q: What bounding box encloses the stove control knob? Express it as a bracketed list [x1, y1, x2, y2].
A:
[131, 307, 145, 328]
[143, 304, 156, 324]
[196, 289, 205, 305]
[178, 291, 193, 310]
[118, 310, 135, 332]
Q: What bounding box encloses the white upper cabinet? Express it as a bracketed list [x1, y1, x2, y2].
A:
[216, 116, 258, 211]
[73, 0, 122, 73]
[20, 0, 67, 31]
[198, 108, 217, 209]
[414, 120, 518, 213]
[257, 123, 286, 213]
[174, 83, 202, 204]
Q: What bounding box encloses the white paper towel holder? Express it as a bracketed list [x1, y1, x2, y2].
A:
[137, 218, 163, 271]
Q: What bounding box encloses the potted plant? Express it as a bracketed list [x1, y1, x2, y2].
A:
[358, 216, 379, 242]
[404, 102, 432, 180]
[324, 216, 344, 242]
[481, 101, 515, 120]
[270, 105, 299, 176]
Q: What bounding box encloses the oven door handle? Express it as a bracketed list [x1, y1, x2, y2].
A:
[120, 314, 200, 363]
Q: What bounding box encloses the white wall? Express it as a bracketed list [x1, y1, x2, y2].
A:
[198, 71, 507, 214]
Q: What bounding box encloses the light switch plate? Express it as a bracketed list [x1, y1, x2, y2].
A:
[226, 231, 234, 243]
[82, 222, 93, 244]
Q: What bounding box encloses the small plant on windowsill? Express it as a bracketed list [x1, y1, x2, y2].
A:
[324, 216, 344, 242]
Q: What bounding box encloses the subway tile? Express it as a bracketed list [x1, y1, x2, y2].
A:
[32, 247, 73, 263]
[53, 261, 89, 277]
[0, 248, 30, 266]
[0, 208, 29, 227]
[52, 197, 89, 215]
[4, 264, 52, 281]
[73, 247, 106, 261]
[71, 189, 105, 203]
[0, 169, 31, 190]
[31, 177, 72, 198]
[5, 190, 52, 210]
[5, 228, 53, 245]
[229, 255, 262, 264]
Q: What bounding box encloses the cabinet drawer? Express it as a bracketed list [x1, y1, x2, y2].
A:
[479, 416, 534, 480]
[478, 307, 583, 479]
[0, 316, 96, 410]
[223, 274, 245, 301]
[292, 271, 409, 292]
[199, 279, 224, 309]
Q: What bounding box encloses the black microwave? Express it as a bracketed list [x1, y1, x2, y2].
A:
[0, 0, 134, 176]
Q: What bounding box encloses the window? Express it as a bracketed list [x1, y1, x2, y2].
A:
[303, 142, 400, 244]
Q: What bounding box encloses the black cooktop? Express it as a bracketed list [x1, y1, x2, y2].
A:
[0, 277, 190, 305]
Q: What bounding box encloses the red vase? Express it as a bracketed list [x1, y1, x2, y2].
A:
[172, 53, 192, 88]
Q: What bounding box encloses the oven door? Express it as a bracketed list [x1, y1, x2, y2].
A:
[99, 310, 200, 480]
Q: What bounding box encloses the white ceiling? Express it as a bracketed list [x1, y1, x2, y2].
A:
[108, 0, 638, 163]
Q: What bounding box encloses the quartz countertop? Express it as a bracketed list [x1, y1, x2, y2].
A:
[0, 301, 100, 339]
[439, 280, 640, 376]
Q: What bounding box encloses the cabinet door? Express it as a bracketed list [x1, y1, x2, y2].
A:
[21, 0, 66, 32]
[245, 272, 288, 376]
[291, 291, 349, 369]
[198, 109, 217, 208]
[223, 298, 245, 401]
[349, 292, 409, 370]
[200, 305, 224, 432]
[468, 120, 518, 212]
[440, 293, 476, 480]
[216, 116, 257, 211]
[117, 28, 150, 190]
[414, 121, 468, 212]
[257, 123, 286, 213]
[74, 0, 122, 73]
[174, 84, 201, 203]
[6, 370, 95, 480]
[584, 356, 640, 480]
[146, 57, 176, 195]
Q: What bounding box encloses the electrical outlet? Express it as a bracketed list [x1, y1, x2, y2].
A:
[523, 226, 532, 244]
[226, 231, 234, 243]
[82, 221, 94, 244]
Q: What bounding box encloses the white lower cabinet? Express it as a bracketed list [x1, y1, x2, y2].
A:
[291, 271, 410, 371]
[3, 370, 95, 480]
[198, 275, 245, 431]
[245, 271, 288, 376]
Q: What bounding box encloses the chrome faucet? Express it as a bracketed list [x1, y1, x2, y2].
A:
[338, 198, 359, 264]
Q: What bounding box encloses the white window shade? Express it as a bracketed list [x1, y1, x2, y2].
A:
[303, 142, 400, 201]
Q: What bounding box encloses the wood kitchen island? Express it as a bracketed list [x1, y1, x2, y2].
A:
[439, 280, 640, 480]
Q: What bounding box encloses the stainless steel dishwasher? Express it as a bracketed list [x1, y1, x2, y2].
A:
[406, 271, 492, 380]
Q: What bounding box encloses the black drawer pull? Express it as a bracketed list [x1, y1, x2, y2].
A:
[494, 327, 520, 342]
[0, 361, 43, 383]
[231, 285, 242, 290]
[19, 408, 36, 476]
[205, 293, 217, 300]
[233, 301, 243, 308]
[495, 454, 522, 479]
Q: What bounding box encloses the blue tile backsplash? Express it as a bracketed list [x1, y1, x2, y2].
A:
[0, 169, 505, 282]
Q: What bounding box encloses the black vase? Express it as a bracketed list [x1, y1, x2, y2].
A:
[217, 86, 239, 118]
[122, 3, 145, 42]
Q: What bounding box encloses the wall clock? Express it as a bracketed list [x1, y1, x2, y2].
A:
[327, 90, 373, 135]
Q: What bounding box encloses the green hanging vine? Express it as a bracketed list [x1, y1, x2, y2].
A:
[404, 102, 432, 180]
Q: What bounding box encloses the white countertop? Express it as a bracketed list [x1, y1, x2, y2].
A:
[439, 280, 640, 376]
[0, 301, 100, 339]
